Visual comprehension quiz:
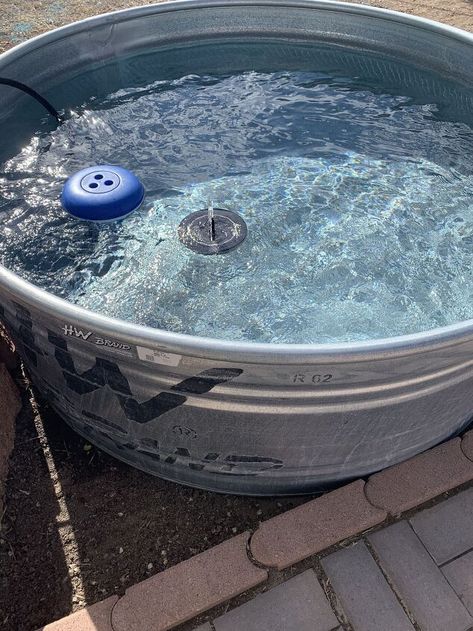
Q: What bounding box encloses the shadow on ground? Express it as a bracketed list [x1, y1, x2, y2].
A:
[0, 375, 310, 630]
[0, 380, 72, 630]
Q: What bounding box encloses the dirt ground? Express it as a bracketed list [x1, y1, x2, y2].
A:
[0, 1, 473, 630]
[0, 374, 308, 631]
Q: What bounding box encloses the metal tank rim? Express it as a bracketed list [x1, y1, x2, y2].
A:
[1, 0, 473, 363]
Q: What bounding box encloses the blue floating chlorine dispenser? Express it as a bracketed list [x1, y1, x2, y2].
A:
[61, 165, 144, 221]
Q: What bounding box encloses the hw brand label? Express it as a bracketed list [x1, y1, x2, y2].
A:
[61, 324, 133, 355]
[62, 324, 93, 340]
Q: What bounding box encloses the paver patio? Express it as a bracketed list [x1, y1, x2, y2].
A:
[224, 501, 473, 631]
[41, 429, 473, 630]
[191, 484, 473, 631]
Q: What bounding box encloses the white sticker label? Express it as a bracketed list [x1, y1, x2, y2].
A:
[136, 346, 182, 366]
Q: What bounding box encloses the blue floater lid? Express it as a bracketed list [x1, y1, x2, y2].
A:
[61, 165, 144, 221]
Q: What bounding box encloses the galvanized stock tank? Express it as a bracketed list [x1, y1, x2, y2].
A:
[1, 0, 473, 494]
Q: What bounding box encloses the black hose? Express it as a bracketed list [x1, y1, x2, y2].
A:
[0, 77, 63, 124]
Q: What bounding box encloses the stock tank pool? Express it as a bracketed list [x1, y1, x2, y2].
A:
[1, 0, 473, 494]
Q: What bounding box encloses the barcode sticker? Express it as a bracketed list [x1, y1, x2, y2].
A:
[136, 346, 182, 366]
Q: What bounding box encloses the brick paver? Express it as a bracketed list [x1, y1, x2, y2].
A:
[39, 596, 118, 631]
[213, 570, 339, 631]
[322, 541, 414, 631]
[410, 488, 473, 565]
[250, 480, 386, 569]
[369, 521, 472, 631]
[442, 551, 473, 617]
[365, 439, 473, 515]
[112, 533, 267, 631]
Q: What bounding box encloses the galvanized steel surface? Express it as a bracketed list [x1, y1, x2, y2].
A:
[1, 0, 473, 494]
